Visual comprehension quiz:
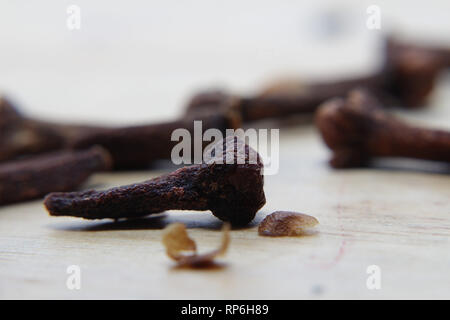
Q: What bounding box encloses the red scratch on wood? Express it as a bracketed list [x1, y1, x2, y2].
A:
[308, 183, 351, 270]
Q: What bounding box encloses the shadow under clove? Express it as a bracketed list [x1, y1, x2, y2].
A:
[47, 211, 266, 232]
[169, 261, 228, 272]
[370, 158, 450, 175]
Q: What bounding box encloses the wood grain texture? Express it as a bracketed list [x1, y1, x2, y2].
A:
[1, 120, 449, 299]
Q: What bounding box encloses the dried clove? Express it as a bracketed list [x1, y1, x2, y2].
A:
[0, 96, 64, 162]
[0, 95, 240, 169]
[184, 73, 385, 123]
[0, 146, 112, 205]
[186, 37, 450, 121]
[382, 36, 450, 107]
[258, 211, 319, 237]
[71, 110, 241, 169]
[45, 136, 266, 225]
[315, 88, 450, 168]
[0, 95, 110, 163]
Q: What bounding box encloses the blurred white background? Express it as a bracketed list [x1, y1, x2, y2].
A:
[1, 0, 449, 124]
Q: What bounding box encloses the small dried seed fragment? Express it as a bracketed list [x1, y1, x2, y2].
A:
[162, 223, 230, 268]
[258, 211, 319, 237]
[162, 223, 197, 260]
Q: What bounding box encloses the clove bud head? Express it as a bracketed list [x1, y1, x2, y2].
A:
[316, 88, 450, 168]
[315, 88, 386, 168]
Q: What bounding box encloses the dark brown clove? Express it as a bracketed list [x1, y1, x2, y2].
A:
[45, 136, 265, 226]
[0, 96, 64, 162]
[382, 36, 450, 107]
[315, 88, 450, 168]
[0, 96, 240, 169]
[0, 146, 112, 205]
[242, 74, 387, 122]
[186, 37, 450, 120]
[0, 96, 109, 163]
[70, 110, 241, 169]
[184, 73, 385, 123]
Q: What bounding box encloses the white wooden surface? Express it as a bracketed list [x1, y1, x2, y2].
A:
[0, 1, 449, 299]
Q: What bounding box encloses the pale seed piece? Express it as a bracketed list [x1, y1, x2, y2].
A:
[258, 211, 319, 237]
[162, 222, 230, 267]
